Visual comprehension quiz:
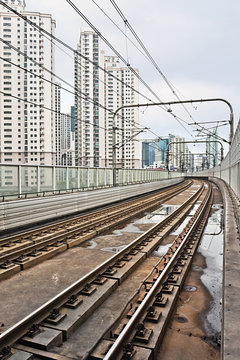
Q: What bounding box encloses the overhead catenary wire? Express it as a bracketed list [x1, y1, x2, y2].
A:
[65, 0, 168, 106]
[91, 0, 151, 62]
[107, 1, 228, 142]
[65, 0, 198, 139]
[109, 0, 194, 120]
[0, 0, 157, 107]
[92, 0, 200, 140]
[0, 0, 199, 142]
[0, 0, 184, 142]
[0, 57, 167, 149]
[0, 46, 145, 133]
[0, 90, 111, 133]
[1, 2, 198, 151]
[91, 0, 202, 131]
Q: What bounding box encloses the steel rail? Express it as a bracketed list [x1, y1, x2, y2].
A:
[0, 181, 193, 264]
[0, 181, 203, 348]
[103, 183, 212, 360]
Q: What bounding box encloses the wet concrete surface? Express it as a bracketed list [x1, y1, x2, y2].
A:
[0, 247, 111, 332]
[156, 253, 220, 360]
[0, 180, 202, 340]
[0, 200, 174, 332]
[156, 184, 222, 360]
[198, 204, 223, 336]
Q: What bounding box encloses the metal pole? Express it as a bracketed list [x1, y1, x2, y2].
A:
[66, 166, 69, 190]
[52, 166, 56, 192]
[37, 166, 40, 193]
[112, 110, 119, 187]
[112, 98, 233, 185]
[18, 165, 22, 196]
[77, 167, 81, 189]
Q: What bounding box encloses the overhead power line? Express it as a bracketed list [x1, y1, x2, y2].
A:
[65, 0, 168, 107]
[0, 41, 143, 132]
[109, 0, 194, 119]
[65, 0, 197, 138]
[108, 1, 229, 141]
[0, 52, 147, 136]
[0, 0, 157, 107]
[0, 0, 198, 140]
[91, 0, 151, 62]
[0, 90, 110, 133]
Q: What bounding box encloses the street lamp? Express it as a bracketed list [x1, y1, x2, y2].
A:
[112, 98, 233, 186]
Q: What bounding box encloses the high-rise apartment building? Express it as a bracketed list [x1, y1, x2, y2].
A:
[0, 0, 56, 165]
[169, 135, 190, 170]
[55, 83, 61, 165]
[74, 30, 100, 167]
[102, 55, 140, 169]
[74, 30, 140, 169]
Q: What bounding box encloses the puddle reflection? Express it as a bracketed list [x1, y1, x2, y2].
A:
[198, 205, 223, 336]
[100, 244, 127, 253]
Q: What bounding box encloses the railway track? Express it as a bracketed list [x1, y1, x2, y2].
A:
[0, 180, 192, 280]
[0, 180, 213, 359]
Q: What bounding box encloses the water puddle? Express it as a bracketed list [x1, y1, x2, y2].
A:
[175, 316, 188, 323]
[160, 204, 180, 213]
[170, 217, 191, 235]
[192, 265, 203, 272]
[170, 200, 205, 235]
[152, 243, 172, 257]
[183, 285, 197, 292]
[108, 223, 144, 237]
[136, 204, 179, 225]
[100, 244, 127, 253]
[86, 240, 98, 249]
[188, 203, 201, 216]
[198, 205, 223, 336]
[136, 214, 166, 224]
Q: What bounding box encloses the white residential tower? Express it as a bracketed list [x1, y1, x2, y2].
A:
[0, 0, 56, 165]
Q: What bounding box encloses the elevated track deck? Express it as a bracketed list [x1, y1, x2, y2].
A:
[0, 178, 239, 360]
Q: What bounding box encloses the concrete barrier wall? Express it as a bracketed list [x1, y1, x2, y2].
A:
[0, 177, 184, 233]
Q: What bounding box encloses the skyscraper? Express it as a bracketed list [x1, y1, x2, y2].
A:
[169, 135, 190, 170]
[102, 54, 140, 169]
[141, 140, 156, 168]
[74, 30, 100, 167]
[206, 127, 218, 167]
[55, 83, 61, 165]
[0, 0, 56, 165]
[61, 113, 75, 166]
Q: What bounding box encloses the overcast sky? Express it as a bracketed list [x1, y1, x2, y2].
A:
[26, 0, 240, 154]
